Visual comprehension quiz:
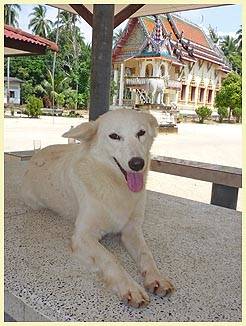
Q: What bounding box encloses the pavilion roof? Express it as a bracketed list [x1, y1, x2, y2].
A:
[4, 24, 58, 57]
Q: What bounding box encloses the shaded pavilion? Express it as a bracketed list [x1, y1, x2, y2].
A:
[4, 24, 58, 56]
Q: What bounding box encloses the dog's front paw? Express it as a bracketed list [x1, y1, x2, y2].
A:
[144, 273, 175, 297]
[117, 280, 150, 308]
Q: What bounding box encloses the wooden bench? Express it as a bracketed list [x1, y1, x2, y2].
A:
[151, 155, 242, 210]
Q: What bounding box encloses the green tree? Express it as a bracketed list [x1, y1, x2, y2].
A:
[195, 106, 212, 123]
[215, 72, 242, 121]
[232, 107, 242, 123]
[219, 35, 237, 57]
[4, 4, 21, 26]
[28, 5, 53, 37]
[25, 95, 43, 117]
[40, 69, 69, 108]
[217, 107, 228, 123]
[227, 52, 242, 75]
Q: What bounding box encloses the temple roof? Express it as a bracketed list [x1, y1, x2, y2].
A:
[112, 14, 231, 72]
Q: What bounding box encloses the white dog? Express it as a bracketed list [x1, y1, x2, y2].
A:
[21, 109, 175, 308]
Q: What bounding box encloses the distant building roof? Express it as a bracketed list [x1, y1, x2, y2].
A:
[112, 14, 231, 72]
[4, 77, 24, 83]
[4, 24, 58, 57]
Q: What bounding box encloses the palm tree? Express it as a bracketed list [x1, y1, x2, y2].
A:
[37, 69, 69, 108]
[55, 10, 80, 34]
[236, 25, 242, 53]
[28, 5, 53, 38]
[4, 4, 21, 27]
[55, 10, 82, 110]
[219, 35, 237, 57]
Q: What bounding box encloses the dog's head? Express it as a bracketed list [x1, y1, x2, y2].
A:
[63, 109, 158, 192]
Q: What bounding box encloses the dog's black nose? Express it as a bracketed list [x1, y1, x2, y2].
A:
[128, 157, 145, 171]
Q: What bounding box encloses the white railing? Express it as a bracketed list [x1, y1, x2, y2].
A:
[167, 80, 182, 90]
[125, 76, 181, 90]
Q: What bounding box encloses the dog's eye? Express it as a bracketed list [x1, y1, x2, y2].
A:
[109, 133, 121, 140]
[136, 129, 145, 138]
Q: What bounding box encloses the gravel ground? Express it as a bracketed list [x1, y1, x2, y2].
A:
[4, 116, 242, 211]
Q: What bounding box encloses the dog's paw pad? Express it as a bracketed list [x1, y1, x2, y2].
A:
[145, 279, 175, 297]
[122, 289, 149, 308]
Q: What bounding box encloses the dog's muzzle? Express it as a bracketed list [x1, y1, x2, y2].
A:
[113, 157, 144, 193]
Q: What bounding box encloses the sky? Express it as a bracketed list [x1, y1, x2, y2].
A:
[17, 4, 241, 44]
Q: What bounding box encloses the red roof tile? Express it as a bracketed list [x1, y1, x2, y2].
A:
[173, 16, 210, 48]
[4, 24, 58, 52]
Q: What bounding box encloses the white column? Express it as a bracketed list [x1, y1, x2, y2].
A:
[175, 90, 179, 104]
[140, 61, 145, 77]
[194, 86, 199, 106]
[211, 87, 216, 109]
[153, 59, 160, 77]
[119, 62, 125, 106]
[113, 68, 118, 105]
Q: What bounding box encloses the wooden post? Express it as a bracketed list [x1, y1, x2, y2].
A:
[89, 4, 114, 121]
[211, 183, 239, 210]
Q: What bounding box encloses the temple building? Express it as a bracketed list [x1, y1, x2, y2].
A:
[112, 14, 231, 116]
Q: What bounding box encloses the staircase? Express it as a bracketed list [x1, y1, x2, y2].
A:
[136, 89, 151, 104]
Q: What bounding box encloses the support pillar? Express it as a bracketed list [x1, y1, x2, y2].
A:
[119, 62, 125, 106]
[89, 4, 114, 121]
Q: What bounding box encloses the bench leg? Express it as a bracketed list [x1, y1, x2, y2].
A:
[211, 183, 238, 210]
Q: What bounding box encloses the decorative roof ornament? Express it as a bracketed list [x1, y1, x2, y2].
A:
[152, 15, 163, 44]
[199, 73, 205, 87]
[207, 78, 213, 89]
[138, 15, 175, 59]
[190, 74, 196, 86]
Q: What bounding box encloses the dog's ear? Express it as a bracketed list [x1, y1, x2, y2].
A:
[143, 112, 159, 137]
[62, 121, 98, 141]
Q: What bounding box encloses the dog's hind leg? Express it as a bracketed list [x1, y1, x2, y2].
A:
[71, 230, 150, 308]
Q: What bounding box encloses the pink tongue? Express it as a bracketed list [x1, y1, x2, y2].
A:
[126, 172, 144, 192]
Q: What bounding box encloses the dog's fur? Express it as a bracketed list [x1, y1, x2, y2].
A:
[21, 109, 175, 308]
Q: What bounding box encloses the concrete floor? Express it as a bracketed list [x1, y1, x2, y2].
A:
[4, 159, 242, 322]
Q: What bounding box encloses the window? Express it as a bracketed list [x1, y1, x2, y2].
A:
[207, 89, 213, 103]
[181, 85, 186, 100]
[160, 64, 165, 77]
[199, 88, 205, 102]
[145, 64, 153, 77]
[190, 86, 196, 102]
[10, 91, 15, 98]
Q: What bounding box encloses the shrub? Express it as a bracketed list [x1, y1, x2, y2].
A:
[217, 107, 228, 123]
[215, 72, 242, 121]
[195, 106, 212, 123]
[232, 107, 242, 123]
[25, 95, 43, 118]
